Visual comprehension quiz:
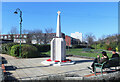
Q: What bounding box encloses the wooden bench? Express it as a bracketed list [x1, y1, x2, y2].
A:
[94, 57, 120, 75]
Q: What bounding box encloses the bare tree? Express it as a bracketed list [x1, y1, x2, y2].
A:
[22, 29, 29, 34]
[27, 29, 43, 44]
[101, 35, 106, 40]
[26, 30, 33, 44]
[8, 27, 19, 40]
[33, 29, 43, 44]
[43, 28, 54, 44]
[98, 35, 106, 44]
[22, 28, 54, 44]
[85, 33, 96, 46]
[8, 26, 19, 34]
[45, 28, 53, 33]
[113, 34, 119, 42]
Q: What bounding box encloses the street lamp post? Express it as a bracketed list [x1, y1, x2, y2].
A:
[14, 8, 22, 58]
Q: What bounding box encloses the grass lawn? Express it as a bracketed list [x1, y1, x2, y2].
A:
[41, 48, 113, 58]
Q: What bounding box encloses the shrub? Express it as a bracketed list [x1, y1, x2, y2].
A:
[1, 43, 17, 54]
[118, 42, 120, 52]
[109, 42, 117, 50]
[32, 44, 50, 52]
[72, 45, 86, 48]
[72, 44, 94, 49]
[66, 46, 72, 49]
[10, 44, 19, 57]
[6, 43, 18, 54]
[1, 44, 8, 54]
[10, 44, 39, 58]
[95, 43, 108, 50]
[95, 44, 103, 49]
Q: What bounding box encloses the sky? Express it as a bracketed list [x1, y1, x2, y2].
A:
[2, 2, 118, 40]
[1, 0, 119, 2]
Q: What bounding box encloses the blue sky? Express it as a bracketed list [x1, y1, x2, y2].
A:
[1, 0, 119, 2]
[2, 2, 118, 40]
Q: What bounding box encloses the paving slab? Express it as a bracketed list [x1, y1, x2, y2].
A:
[1, 54, 95, 80]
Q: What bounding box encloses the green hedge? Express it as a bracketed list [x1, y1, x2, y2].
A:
[10, 44, 39, 58]
[1, 43, 50, 58]
[72, 45, 86, 48]
[72, 44, 94, 49]
[10, 44, 19, 57]
[109, 42, 117, 50]
[1, 43, 18, 54]
[32, 44, 50, 52]
[93, 42, 118, 50]
[1, 44, 7, 54]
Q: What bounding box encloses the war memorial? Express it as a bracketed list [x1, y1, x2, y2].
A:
[41, 11, 75, 66]
[0, 11, 120, 81]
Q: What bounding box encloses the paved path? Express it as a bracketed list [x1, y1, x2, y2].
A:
[1, 54, 94, 80]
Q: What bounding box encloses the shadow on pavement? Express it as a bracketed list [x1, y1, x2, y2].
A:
[1, 57, 18, 81]
[4, 72, 18, 81]
[74, 60, 93, 64]
[17, 65, 50, 69]
[2, 57, 7, 64]
[5, 66, 17, 71]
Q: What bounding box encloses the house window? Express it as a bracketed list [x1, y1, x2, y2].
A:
[24, 35, 27, 38]
[4, 36, 7, 39]
[53, 34, 55, 37]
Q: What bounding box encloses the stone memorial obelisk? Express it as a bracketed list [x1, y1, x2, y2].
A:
[41, 11, 75, 66]
[51, 11, 66, 62]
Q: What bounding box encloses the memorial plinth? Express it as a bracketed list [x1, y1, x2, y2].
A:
[51, 38, 66, 62]
[41, 11, 75, 66]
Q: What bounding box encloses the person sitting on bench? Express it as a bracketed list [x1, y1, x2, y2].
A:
[111, 50, 119, 58]
[88, 51, 109, 73]
[110, 50, 119, 66]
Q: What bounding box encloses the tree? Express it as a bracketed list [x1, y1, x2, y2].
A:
[22, 28, 54, 44]
[22, 29, 32, 44]
[26, 31, 33, 44]
[33, 29, 43, 44]
[22, 29, 28, 34]
[85, 33, 96, 46]
[8, 27, 19, 40]
[95, 34, 119, 50]
[98, 35, 106, 43]
[45, 28, 54, 33]
[42, 28, 54, 44]
[8, 26, 18, 34]
[27, 29, 43, 44]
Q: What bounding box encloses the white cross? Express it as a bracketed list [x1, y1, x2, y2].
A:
[57, 11, 61, 14]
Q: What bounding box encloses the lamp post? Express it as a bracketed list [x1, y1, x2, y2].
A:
[14, 8, 22, 58]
